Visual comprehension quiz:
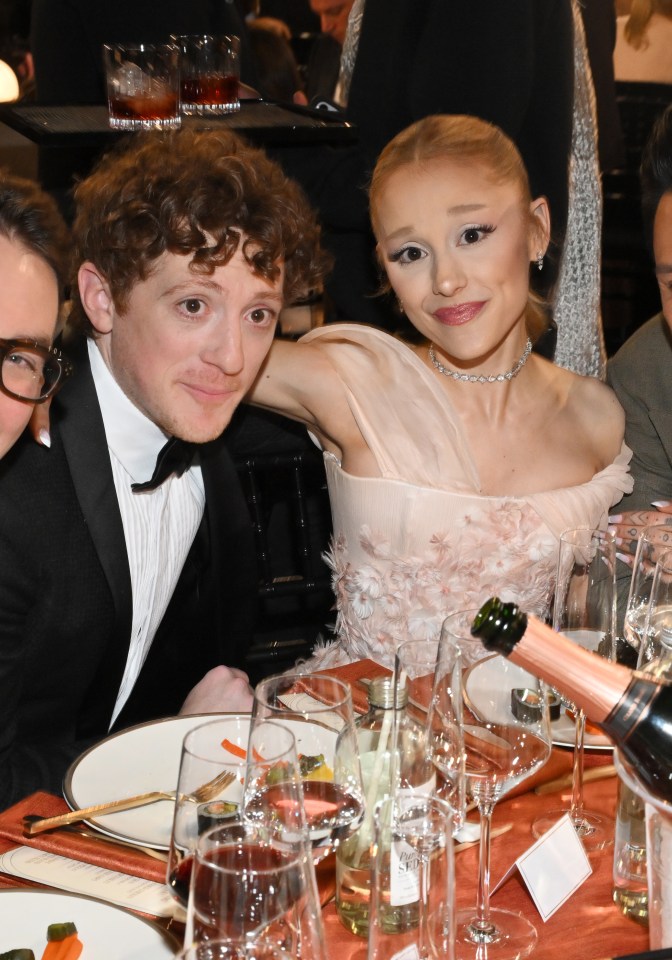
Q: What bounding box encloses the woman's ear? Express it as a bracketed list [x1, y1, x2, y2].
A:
[528, 196, 551, 260]
[77, 262, 115, 335]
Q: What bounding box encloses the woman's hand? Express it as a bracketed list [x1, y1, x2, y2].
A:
[609, 503, 672, 565]
[29, 399, 52, 448]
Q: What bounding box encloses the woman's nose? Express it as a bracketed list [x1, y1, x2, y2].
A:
[432, 252, 467, 297]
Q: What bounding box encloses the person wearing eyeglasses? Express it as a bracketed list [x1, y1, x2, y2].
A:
[0, 171, 70, 459]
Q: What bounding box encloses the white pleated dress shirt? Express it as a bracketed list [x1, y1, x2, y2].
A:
[88, 341, 205, 727]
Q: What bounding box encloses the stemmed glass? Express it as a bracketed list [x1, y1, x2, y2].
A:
[167, 716, 249, 910]
[533, 527, 617, 849]
[395, 639, 465, 824]
[250, 673, 364, 861]
[627, 529, 672, 666]
[441, 609, 552, 960]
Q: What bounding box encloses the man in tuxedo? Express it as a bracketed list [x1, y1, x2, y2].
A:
[0, 126, 326, 810]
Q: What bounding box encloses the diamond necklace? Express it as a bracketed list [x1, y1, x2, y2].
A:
[428, 338, 532, 383]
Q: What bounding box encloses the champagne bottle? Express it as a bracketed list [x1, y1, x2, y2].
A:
[471, 597, 672, 804]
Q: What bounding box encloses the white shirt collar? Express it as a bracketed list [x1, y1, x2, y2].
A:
[88, 339, 168, 485]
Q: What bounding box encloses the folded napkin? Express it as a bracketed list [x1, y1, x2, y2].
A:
[0, 791, 166, 884]
[318, 658, 391, 715]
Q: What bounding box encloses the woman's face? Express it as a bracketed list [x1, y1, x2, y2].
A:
[0, 233, 59, 457]
[372, 158, 549, 366]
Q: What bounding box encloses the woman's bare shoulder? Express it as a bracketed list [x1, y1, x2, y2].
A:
[560, 366, 625, 457]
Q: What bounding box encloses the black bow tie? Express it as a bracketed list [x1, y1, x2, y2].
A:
[131, 437, 196, 493]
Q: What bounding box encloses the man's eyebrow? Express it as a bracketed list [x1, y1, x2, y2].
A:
[655, 262, 672, 275]
[162, 279, 285, 301]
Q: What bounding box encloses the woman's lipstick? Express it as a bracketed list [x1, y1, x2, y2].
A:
[433, 301, 485, 326]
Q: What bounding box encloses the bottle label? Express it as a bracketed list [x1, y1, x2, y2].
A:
[390, 838, 420, 906]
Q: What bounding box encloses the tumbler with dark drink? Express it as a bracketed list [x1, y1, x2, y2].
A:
[175, 35, 240, 115]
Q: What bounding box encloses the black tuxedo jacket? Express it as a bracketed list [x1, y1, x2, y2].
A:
[0, 337, 256, 809]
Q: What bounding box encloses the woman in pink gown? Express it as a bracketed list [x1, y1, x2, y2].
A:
[251, 114, 632, 667]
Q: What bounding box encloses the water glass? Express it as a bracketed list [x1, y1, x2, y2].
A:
[175, 941, 293, 960]
[368, 794, 455, 960]
[186, 820, 325, 959]
[103, 42, 181, 129]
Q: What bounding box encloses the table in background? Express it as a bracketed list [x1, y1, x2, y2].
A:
[0, 100, 357, 207]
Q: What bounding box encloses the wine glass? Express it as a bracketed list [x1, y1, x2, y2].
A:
[186, 820, 326, 959]
[175, 940, 293, 960]
[242, 718, 310, 845]
[624, 524, 672, 665]
[250, 673, 364, 861]
[636, 547, 672, 667]
[395, 639, 464, 825]
[533, 527, 617, 849]
[167, 717, 249, 909]
[441, 609, 552, 960]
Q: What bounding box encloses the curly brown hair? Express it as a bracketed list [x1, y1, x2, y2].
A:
[69, 127, 329, 336]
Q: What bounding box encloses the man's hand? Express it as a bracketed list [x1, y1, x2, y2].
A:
[29, 399, 52, 447]
[179, 665, 254, 714]
[609, 503, 672, 565]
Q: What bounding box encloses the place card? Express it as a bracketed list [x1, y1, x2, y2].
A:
[491, 814, 592, 921]
[0, 845, 181, 918]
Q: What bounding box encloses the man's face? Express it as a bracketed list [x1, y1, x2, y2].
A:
[89, 245, 283, 443]
[654, 191, 672, 332]
[0, 234, 59, 458]
[309, 0, 355, 46]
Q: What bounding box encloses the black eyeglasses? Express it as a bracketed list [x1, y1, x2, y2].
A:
[0, 338, 73, 403]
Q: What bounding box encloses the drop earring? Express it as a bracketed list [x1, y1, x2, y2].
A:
[536, 250, 544, 272]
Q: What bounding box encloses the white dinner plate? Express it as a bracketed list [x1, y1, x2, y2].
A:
[0, 889, 176, 959]
[464, 655, 612, 752]
[64, 713, 338, 849]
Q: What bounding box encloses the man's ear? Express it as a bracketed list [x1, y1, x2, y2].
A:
[78, 262, 115, 335]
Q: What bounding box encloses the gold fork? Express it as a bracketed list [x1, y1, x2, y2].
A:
[25, 768, 238, 835]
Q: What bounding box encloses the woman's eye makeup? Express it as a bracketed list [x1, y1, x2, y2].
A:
[459, 224, 496, 245]
[387, 245, 426, 264]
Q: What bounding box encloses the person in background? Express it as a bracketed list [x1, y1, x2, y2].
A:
[0, 128, 327, 810]
[614, 0, 672, 83]
[304, 0, 354, 103]
[251, 114, 631, 669]
[248, 19, 308, 104]
[608, 105, 672, 554]
[0, 170, 70, 457]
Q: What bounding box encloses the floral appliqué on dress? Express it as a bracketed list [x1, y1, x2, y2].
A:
[319, 500, 557, 669]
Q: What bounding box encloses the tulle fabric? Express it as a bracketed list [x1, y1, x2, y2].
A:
[299, 325, 633, 669]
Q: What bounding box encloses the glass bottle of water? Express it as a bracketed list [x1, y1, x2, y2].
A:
[335, 676, 434, 937]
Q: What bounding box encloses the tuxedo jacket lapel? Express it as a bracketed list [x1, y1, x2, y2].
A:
[56, 338, 133, 719]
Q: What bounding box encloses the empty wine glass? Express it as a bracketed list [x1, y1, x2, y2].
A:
[636, 548, 672, 667]
[441, 609, 552, 960]
[533, 527, 617, 849]
[624, 524, 672, 663]
[395, 639, 464, 826]
[250, 673, 364, 861]
[167, 717, 249, 909]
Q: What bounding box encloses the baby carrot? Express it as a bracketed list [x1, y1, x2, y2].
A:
[221, 738, 247, 760]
